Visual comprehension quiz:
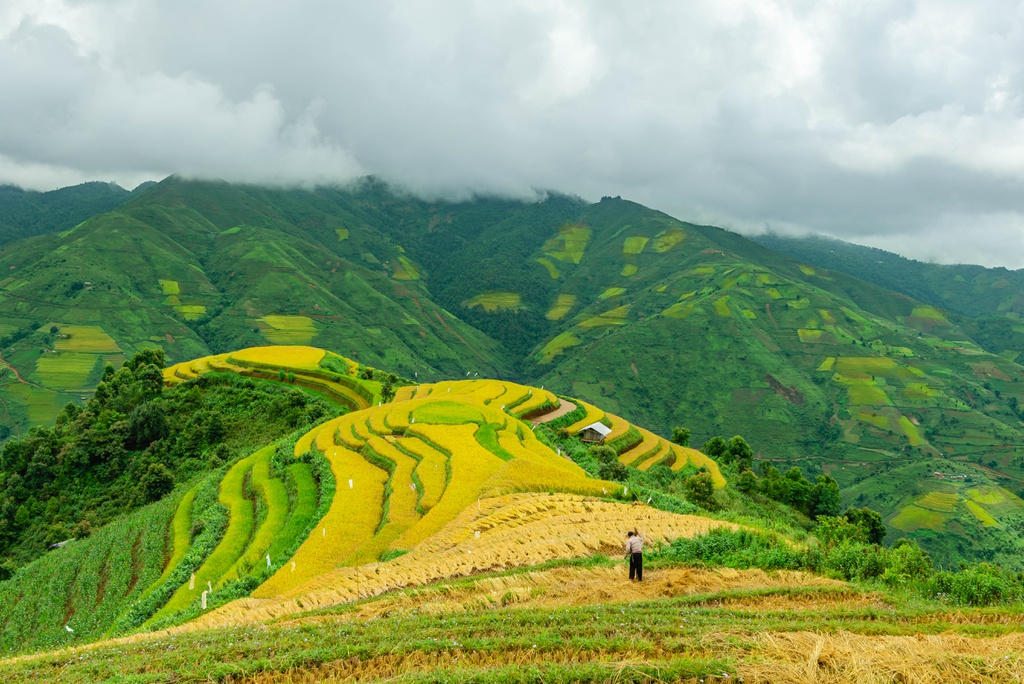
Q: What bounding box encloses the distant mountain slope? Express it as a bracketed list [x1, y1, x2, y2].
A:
[0, 181, 147, 246]
[752, 232, 1024, 358]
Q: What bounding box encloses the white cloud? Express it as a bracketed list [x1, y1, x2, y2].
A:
[4, 1, 1024, 266]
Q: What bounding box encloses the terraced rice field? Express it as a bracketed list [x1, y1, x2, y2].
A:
[230, 345, 325, 370]
[889, 505, 948, 532]
[465, 291, 522, 312]
[53, 325, 120, 353]
[622, 236, 649, 255]
[917, 491, 958, 512]
[652, 226, 686, 251]
[174, 304, 206, 320]
[599, 286, 626, 300]
[965, 500, 999, 527]
[33, 352, 98, 389]
[534, 257, 561, 279]
[158, 279, 180, 295]
[258, 315, 317, 344]
[579, 304, 630, 328]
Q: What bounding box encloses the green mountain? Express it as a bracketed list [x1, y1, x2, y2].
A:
[2, 178, 1024, 567]
[0, 181, 146, 246]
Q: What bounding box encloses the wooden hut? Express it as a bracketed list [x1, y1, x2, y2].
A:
[577, 422, 612, 443]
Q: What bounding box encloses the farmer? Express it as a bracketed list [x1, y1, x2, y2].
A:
[626, 530, 644, 582]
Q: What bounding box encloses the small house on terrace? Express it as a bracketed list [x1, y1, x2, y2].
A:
[578, 422, 612, 443]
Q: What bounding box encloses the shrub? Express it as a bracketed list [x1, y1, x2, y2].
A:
[927, 564, 1019, 606]
[882, 539, 932, 587]
[683, 472, 716, 510]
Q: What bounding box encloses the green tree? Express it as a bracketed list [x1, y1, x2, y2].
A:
[726, 435, 754, 471]
[671, 427, 691, 447]
[381, 374, 397, 403]
[844, 507, 887, 545]
[736, 469, 759, 495]
[136, 463, 175, 504]
[683, 472, 716, 509]
[811, 474, 842, 518]
[702, 436, 727, 461]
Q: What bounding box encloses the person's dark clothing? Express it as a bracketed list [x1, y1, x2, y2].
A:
[629, 552, 643, 581]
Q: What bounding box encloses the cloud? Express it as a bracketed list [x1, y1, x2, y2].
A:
[3, 0, 1024, 266]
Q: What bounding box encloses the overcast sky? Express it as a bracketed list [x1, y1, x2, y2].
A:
[3, 1, 1024, 267]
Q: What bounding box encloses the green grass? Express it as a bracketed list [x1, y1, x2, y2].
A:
[474, 422, 516, 462]
[267, 462, 319, 562]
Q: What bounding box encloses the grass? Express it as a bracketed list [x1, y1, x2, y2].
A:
[53, 325, 120, 353]
[267, 462, 319, 562]
[466, 292, 523, 312]
[537, 332, 582, 364]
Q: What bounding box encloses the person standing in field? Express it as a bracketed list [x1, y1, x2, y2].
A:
[626, 530, 643, 582]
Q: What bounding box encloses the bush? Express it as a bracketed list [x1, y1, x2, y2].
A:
[927, 564, 1020, 606]
[881, 539, 932, 587]
[683, 472, 716, 509]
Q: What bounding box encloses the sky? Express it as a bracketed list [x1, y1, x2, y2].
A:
[3, 1, 1024, 268]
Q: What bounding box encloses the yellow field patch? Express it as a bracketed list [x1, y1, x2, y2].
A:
[538, 332, 581, 363]
[917, 491, 958, 512]
[840, 378, 892, 406]
[620, 264, 638, 276]
[742, 309, 756, 320]
[835, 357, 899, 375]
[336, 228, 349, 241]
[662, 302, 695, 319]
[766, 288, 782, 299]
[260, 315, 318, 345]
[54, 325, 121, 353]
[798, 329, 823, 343]
[787, 298, 810, 309]
[230, 345, 325, 370]
[622, 236, 649, 255]
[966, 486, 1007, 506]
[713, 297, 732, 317]
[466, 292, 523, 312]
[599, 287, 626, 300]
[163, 295, 181, 306]
[652, 227, 686, 252]
[159, 279, 180, 295]
[889, 505, 947, 532]
[579, 305, 630, 328]
[819, 309, 836, 325]
[34, 353, 98, 389]
[692, 266, 714, 275]
[535, 257, 561, 279]
[543, 224, 591, 264]
[799, 264, 815, 275]
[904, 382, 939, 399]
[817, 357, 836, 372]
[965, 500, 999, 527]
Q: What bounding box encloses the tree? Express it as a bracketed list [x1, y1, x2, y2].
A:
[736, 469, 759, 495]
[683, 472, 716, 509]
[726, 436, 754, 471]
[381, 374, 397, 403]
[136, 463, 175, 503]
[671, 427, 691, 447]
[844, 507, 887, 545]
[126, 402, 169, 450]
[811, 474, 842, 518]
[702, 436, 727, 461]
[598, 459, 628, 482]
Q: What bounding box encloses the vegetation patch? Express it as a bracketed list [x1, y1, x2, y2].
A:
[466, 292, 523, 312]
[542, 224, 591, 264]
[158, 279, 180, 295]
[53, 325, 120, 353]
[918, 491, 958, 512]
[622, 236, 649, 255]
[890, 504, 948, 531]
[259, 315, 317, 345]
[393, 255, 420, 280]
[797, 328, 823, 342]
[912, 306, 948, 321]
[620, 264, 638, 276]
[713, 297, 732, 317]
[966, 486, 1007, 506]
[856, 411, 889, 429]
[33, 353, 98, 389]
[652, 226, 686, 252]
[174, 304, 206, 320]
[817, 357, 836, 371]
[579, 305, 629, 328]
[692, 266, 714, 275]
[545, 294, 575, 321]
[534, 257, 560, 279]
[412, 401, 485, 425]
[898, 416, 924, 446]
[965, 500, 999, 527]
[598, 287, 626, 300]
[335, 228, 349, 241]
[538, 331, 581, 363]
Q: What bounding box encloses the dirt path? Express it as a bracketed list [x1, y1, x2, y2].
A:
[531, 399, 576, 425]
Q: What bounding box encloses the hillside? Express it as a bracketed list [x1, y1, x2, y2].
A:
[3, 179, 1024, 567]
[0, 347, 1021, 683]
[0, 182, 142, 246]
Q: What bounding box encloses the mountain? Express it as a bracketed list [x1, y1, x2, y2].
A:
[2, 178, 1024, 567]
[0, 181, 147, 246]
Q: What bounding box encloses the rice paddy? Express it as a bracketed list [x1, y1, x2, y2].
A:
[538, 332, 581, 363]
[158, 279, 180, 295]
[542, 224, 591, 264]
[545, 294, 575, 321]
[622, 236, 649, 255]
[889, 504, 948, 532]
[258, 315, 318, 345]
[53, 325, 120, 353]
[335, 228, 349, 240]
[620, 263, 638, 276]
[966, 485, 1008, 506]
[652, 226, 686, 252]
[579, 304, 630, 328]
[32, 352, 98, 389]
[534, 257, 561, 279]
[917, 491, 958, 512]
[465, 291, 523, 312]
[713, 297, 732, 317]
[797, 328, 824, 342]
[911, 306, 947, 321]
[965, 500, 999, 527]
[598, 286, 626, 300]
[393, 256, 420, 280]
[174, 304, 206, 320]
